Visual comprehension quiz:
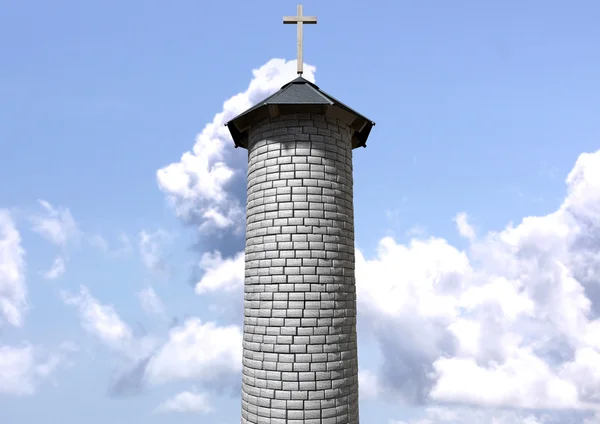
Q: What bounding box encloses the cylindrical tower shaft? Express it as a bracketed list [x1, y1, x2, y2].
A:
[241, 113, 360, 424]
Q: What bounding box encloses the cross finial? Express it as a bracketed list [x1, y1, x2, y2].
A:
[283, 5, 317, 75]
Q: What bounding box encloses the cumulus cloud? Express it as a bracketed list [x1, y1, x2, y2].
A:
[0, 209, 27, 327]
[107, 317, 242, 397]
[388, 406, 579, 424]
[154, 389, 214, 414]
[61, 286, 154, 359]
[354, 149, 600, 411]
[156, 58, 315, 236]
[430, 353, 579, 409]
[29, 200, 78, 278]
[454, 212, 476, 241]
[137, 287, 165, 317]
[42, 256, 66, 280]
[62, 285, 241, 396]
[144, 318, 242, 389]
[358, 369, 382, 401]
[0, 343, 68, 396]
[0, 344, 47, 395]
[139, 230, 171, 276]
[30, 200, 78, 247]
[195, 251, 244, 294]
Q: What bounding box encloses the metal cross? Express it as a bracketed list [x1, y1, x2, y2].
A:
[283, 5, 317, 75]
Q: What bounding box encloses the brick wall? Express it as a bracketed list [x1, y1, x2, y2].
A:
[241, 113, 360, 424]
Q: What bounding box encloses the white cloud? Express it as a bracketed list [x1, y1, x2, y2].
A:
[430, 353, 579, 409]
[389, 406, 557, 424]
[139, 229, 171, 275]
[42, 256, 66, 280]
[354, 149, 600, 410]
[144, 317, 241, 386]
[155, 390, 213, 414]
[0, 343, 65, 396]
[195, 251, 244, 294]
[61, 285, 238, 394]
[62, 286, 154, 359]
[62, 286, 132, 348]
[156, 58, 315, 232]
[561, 347, 600, 404]
[359, 369, 382, 400]
[29, 200, 78, 279]
[454, 212, 476, 241]
[137, 287, 165, 317]
[0, 209, 27, 327]
[30, 200, 78, 247]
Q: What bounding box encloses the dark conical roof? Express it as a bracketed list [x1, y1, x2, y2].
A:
[225, 76, 375, 149]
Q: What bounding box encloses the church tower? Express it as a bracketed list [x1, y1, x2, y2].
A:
[226, 5, 375, 423]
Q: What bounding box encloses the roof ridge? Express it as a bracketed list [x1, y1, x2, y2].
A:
[280, 75, 320, 90]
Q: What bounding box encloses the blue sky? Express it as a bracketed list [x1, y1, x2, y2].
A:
[1, 1, 600, 423]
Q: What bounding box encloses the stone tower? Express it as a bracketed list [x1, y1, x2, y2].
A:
[225, 6, 375, 424]
[226, 74, 374, 423]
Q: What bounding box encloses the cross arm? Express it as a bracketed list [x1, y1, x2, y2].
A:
[283, 16, 317, 24]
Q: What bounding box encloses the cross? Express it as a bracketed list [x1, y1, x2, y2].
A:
[283, 5, 317, 75]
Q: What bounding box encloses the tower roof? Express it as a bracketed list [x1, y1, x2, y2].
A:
[225, 76, 375, 149]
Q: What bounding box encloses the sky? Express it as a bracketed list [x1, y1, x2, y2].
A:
[1, 0, 600, 423]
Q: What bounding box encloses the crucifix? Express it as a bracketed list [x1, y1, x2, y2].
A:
[283, 5, 317, 75]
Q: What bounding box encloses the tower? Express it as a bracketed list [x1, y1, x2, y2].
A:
[226, 5, 374, 423]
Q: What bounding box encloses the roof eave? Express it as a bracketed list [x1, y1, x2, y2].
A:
[226, 102, 375, 150]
